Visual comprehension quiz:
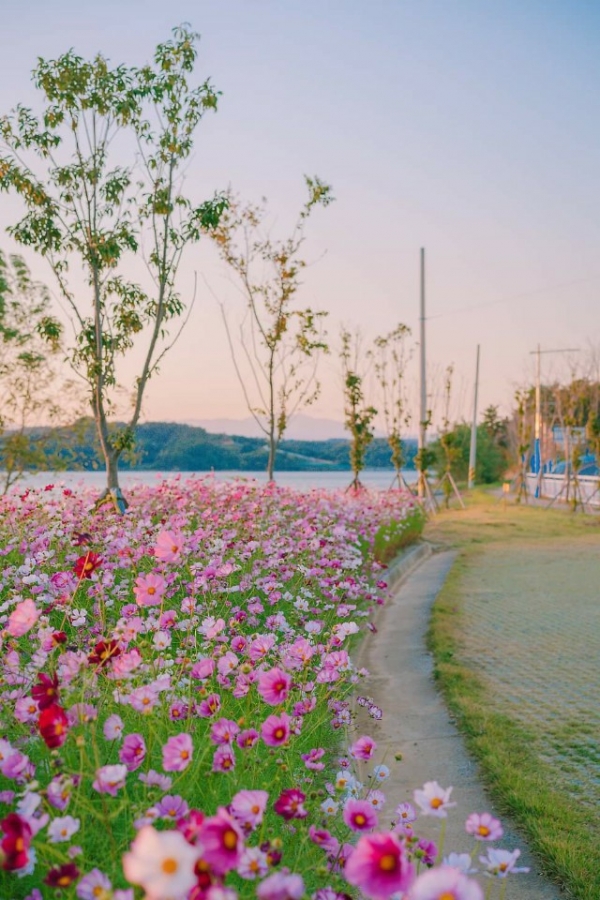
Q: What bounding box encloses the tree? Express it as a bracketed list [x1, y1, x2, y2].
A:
[0, 251, 78, 491]
[210, 178, 333, 481]
[0, 25, 226, 509]
[371, 323, 412, 488]
[340, 328, 377, 491]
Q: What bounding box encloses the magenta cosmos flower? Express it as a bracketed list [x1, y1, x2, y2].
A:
[407, 866, 483, 900]
[257, 667, 292, 706]
[120, 734, 146, 772]
[162, 733, 193, 772]
[349, 735, 377, 760]
[199, 808, 244, 875]
[343, 798, 378, 832]
[261, 713, 291, 746]
[465, 812, 503, 841]
[344, 832, 415, 900]
[273, 789, 308, 821]
[134, 572, 167, 608]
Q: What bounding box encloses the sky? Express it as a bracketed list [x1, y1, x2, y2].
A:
[1, 0, 599, 435]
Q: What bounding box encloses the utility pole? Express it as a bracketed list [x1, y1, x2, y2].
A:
[468, 344, 480, 489]
[529, 346, 579, 498]
[418, 248, 427, 498]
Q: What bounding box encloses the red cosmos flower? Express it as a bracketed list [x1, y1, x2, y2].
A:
[273, 788, 308, 821]
[32, 672, 60, 710]
[88, 640, 121, 667]
[44, 863, 80, 888]
[39, 704, 69, 749]
[1, 813, 32, 871]
[51, 631, 68, 646]
[73, 551, 102, 579]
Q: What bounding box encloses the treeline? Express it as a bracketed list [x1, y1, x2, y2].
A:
[19, 420, 418, 473]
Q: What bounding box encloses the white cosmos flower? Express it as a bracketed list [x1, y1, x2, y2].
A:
[123, 825, 200, 900]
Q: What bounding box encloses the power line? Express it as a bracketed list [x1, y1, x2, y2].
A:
[428, 275, 600, 321]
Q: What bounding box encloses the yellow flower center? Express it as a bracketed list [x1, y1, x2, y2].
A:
[478, 825, 490, 837]
[147, 586, 156, 595]
[430, 797, 443, 809]
[355, 813, 366, 826]
[162, 858, 178, 874]
[223, 829, 237, 850]
[439, 893, 456, 900]
[379, 854, 397, 872]
[274, 728, 284, 740]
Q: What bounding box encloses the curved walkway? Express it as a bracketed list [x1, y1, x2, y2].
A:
[360, 548, 563, 899]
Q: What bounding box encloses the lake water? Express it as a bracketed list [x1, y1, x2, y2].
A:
[16, 469, 417, 493]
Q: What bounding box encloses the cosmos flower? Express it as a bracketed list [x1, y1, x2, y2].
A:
[343, 798, 378, 832]
[199, 808, 244, 875]
[407, 866, 483, 900]
[162, 733, 193, 772]
[38, 704, 69, 749]
[257, 667, 292, 705]
[261, 713, 291, 747]
[465, 812, 503, 841]
[344, 832, 415, 900]
[7, 599, 40, 638]
[414, 781, 456, 818]
[123, 825, 199, 900]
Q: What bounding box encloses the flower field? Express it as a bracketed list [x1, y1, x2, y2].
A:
[0, 478, 524, 900]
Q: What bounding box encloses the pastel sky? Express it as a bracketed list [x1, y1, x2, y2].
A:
[1, 0, 599, 432]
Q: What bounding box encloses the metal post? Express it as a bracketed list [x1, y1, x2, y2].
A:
[468, 344, 480, 489]
[534, 344, 542, 497]
[418, 248, 426, 498]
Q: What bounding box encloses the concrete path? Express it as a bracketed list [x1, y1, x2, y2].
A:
[358, 548, 563, 899]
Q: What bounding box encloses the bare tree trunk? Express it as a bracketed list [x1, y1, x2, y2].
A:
[267, 435, 276, 483]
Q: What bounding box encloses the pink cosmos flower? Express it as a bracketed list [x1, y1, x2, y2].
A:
[256, 871, 304, 900]
[261, 713, 291, 747]
[407, 866, 483, 899]
[238, 846, 269, 880]
[134, 573, 167, 608]
[212, 745, 236, 773]
[349, 736, 377, 760]
[198, 694, 221, 718]
[191, 658, 215, 680]
[273, 789, 307, 820]
[308, 825, 340, 855]
[217, 652, 239, 677]
[92, 764, 127, 796]
[237, 729, 259, 749]
[154, 529, 184, 563]
[199, 808, 244, 875]
[76, 868, 112, 900]
[139, 770, 172, 791]
[395, 801, 417, 823]
[301, 747, 326, 770]
[104, 714, 124, 741]
[414, 781, 456, 818]
[343, 798, 378, 832]
[465, 812, 503, 841]
[155, 796, 189, 821]
[7, 599, 40, 637]
[210, 718, 240, 745]
[129, 685, 159, 714]
[230, 790, 269, 829]
[257, 667, 292, 706]
[120, 734, 147, 772]
[344, 832, 415, 900]
[162, 733, 193, 772]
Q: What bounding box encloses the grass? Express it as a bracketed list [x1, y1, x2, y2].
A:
[425, 492, 600, 900]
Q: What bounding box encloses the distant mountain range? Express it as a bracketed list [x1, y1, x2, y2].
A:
[9, 419, 418, 472]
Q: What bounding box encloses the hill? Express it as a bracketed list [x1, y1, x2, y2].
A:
[17, 420, 417, 472]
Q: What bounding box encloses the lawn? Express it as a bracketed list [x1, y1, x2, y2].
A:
[426, 492, 600, 900]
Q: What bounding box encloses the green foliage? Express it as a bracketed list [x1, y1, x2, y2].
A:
[0, 25, 226, 498]
[432, 421, 510, 485]
[0, 251, 80, 491]
[210, 177, 333, 480]
[340, 329, 378, 488]
[19, 419, 418, 473]
[373, 506, 425, 563]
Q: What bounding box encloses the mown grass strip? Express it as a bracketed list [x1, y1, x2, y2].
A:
[427, 551, 600, 900]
